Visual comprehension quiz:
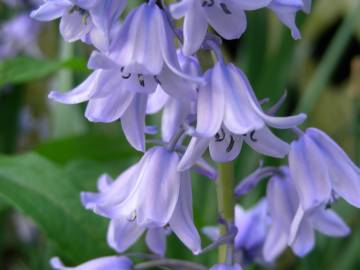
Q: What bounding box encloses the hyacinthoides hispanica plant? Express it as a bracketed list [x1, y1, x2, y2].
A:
[29, 0, 360, 269]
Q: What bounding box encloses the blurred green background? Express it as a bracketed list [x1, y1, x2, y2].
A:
[0, 0, 359, 269]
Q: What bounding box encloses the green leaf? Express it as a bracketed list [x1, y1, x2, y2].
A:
[0, 57, 62, 87]
[35, 133, 139, 165]
[0, 153, 112, 263]
[0, 56, 87, 87]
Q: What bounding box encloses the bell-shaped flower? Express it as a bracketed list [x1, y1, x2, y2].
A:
[108, 1, 203, 85]
[264, 166, 350, 262]
[170, 0, 272, 55]
[196, 62, 306, 137]
[178, 69, 302, 170]
[30, 0, 126, 50]
[268, 0, 306, 40]
[203, 199, 269, 265]
[210, 264, 243, 270]
[234, 200, 269, 264]
[50, 256, 132, 270]
[48, 47, 197, 151]
[81, 147, 201, 254]
[289, 128, 360, 212]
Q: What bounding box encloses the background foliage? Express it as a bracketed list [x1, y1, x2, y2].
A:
[0, 0, 359, 269]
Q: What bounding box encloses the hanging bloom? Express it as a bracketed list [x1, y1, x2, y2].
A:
[263, 166, 350, 262]
[0, 14, 41, 59]
[178, 64, 304, 170]
[234, 200, 269, 264]
[108, 1, 203, 85]
[48, 47, 197, 151]
[196, 62, 306, 137]
[268, 0, 306, 39]
[30, 0, 126, 50]
[81, 147, 201, 254]
[210, 264, 243, 270]
[289, 128, 360, 212]
[50, 256, 132, 270]
[204, 200, 269, 265]
[170, 0, 272, 55]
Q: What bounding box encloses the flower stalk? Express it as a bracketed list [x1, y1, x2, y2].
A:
[216, 162, 235, 263]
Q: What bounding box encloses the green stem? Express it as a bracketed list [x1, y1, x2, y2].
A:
[216, 162, 235, 263]
[134, 259, 207, 270]
[296, 1, 360, 114]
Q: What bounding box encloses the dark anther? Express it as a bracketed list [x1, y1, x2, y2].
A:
[154, 75, 161, 85]
[220, 3, 231, 14]
[215, 128, 226, 142]
[325, 202, 332, 209]
[138, 74, 145, 87]
[250, 130, 258, 142]
[226, 135, 235, 152]
[202, 0, 214, 7]
[120, 67, 131, 79]
[69, 6, 87, 16]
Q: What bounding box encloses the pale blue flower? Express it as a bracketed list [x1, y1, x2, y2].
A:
[170, 0, 272, 55]
[289, 128, 360, 212]
[30, 0, 126, 50]
[210, 264, 243, 270]
[264, 167, 350, 262]
[50, 256, 132, 270]
[81, 147, 201, 254]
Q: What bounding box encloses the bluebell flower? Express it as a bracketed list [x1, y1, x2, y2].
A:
[264, 166, 350, 261]
[204, 199, 269, 265]
[177, 63, 305, 169]
[50, 256, 132, 270]
[170, 0, 272, 55]
[81, 147, 201, 254]
[48, 48, 198, 151]
[30, 0, 126, 50]
[108, 2, 204, 84]
[289, 128, 360, 212]
[210, 264, 243, 270]
[196, 62, 306, 137]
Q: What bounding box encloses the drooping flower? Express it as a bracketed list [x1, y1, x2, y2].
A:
[289, 128, 360, 212]
[108, 1, 203, 84]
[170, 0, 272, 55]
[81, 147, 201, 254]
[263, 166, 350, 262]
[196, 62, 306, 137]
[178, 63, 305, 170]
[30, 0, 126, 50]
[50, 256, 132, 270]
[203, 199, 269, 265]
[210, 264, 243, 270]
[48, 47, 197, 151]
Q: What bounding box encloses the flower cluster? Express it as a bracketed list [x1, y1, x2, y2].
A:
[29, 0, 360, 269]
